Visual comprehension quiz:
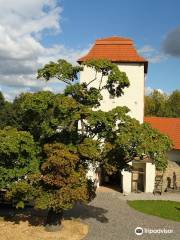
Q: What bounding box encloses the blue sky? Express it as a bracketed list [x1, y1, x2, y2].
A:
[0, 0, 179, 100]
[56, 0, 180, 94]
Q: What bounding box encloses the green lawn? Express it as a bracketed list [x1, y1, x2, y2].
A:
[127, 200, 180, 222]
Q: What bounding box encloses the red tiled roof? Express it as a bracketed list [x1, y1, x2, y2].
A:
[144, 117, 180, 150]
[78, 36, 148, 73]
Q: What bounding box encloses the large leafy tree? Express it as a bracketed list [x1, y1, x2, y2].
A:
[7, 59, 130, 229]
[13, 91, 59, 143]
[167, 90, 180, 117]
[145, 89, 180, 117]
[0, 91, 5, 107]
[6, 59, 172, 229]
[85, 107, 172, 173]
[8, 143, 95, 228]
[145, 90, 169, 117]
[0, 127, 39, 191]
[0, 92, 17, 128]
[13, 91, 92, 145]
[35, 143, 94, 227]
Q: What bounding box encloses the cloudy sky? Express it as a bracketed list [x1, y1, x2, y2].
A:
[0, 0, 179, 100]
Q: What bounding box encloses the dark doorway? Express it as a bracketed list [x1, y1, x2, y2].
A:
[131, 169, 145, 192]
[100, 170, 122, 192]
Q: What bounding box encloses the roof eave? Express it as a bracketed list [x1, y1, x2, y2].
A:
[77, 59, 148, 74]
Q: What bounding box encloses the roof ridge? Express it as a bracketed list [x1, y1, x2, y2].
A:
[96, 36, 132, 41]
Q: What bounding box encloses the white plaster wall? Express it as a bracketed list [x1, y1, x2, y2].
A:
[86, 163, 100, 188]
[80, 62, 145, 192]
[121, 162, 132, 193]
[86, 163, 96, 181]
[145, 162, 155, 193]
[80, 63, 145, 123]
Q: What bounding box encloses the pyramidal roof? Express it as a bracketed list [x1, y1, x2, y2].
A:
[78, 36, 148, 73]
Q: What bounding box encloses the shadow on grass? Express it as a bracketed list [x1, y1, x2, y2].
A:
[0, 204, 47, 226]
[0, 202, 109, 226]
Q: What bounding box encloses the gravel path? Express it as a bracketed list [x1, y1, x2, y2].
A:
[65, 191, 180, 240]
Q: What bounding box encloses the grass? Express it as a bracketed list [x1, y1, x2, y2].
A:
[127, 200, 180, 222]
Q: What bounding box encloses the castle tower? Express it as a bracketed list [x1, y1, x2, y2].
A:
[78, 36, 148, 123]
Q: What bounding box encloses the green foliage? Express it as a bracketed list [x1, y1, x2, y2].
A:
[34, 143, 95, 212]
[84, 59, 114, 76]
[84, 59, 130, 96]
[38, 59, 130, 108]
[105, 65, 130, 97]
[101, 117, 172, 173]
[167, 90, 180, 117]
[6, 180, 35, 208]
[13, 91, 90, 144]
[0, 127, 39, 189]
[13, 91, 64, 143]
[145, 89, 180, 117]
[0, 91, 5, 107]
[0, 92, 17, 128]
[65, 83, 102, 107]
[78, 138, 101, 163]
[137, 123, 172, 170]
[36, 59, 172, 174]
[37, 59, 83, 84]
[145, 90, 168, 117]
[2, 59, 172, 218]
[86, 106, 130, 140]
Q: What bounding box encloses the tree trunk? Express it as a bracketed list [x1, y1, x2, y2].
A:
[45, 208, 63, 232]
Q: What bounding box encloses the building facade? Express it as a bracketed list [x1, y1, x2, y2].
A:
[145, 117, 180, 191]
[78, 36, 155, 193]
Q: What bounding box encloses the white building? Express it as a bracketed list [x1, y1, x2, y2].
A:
[78, 36, 155, 193]
[145, 117, 180, 191]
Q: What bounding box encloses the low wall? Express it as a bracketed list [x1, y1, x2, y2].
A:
[157, 160, 180, 191]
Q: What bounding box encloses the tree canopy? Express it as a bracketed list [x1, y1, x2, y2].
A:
[0, 127, 39, 190]
[145, 90, 180, 117]
[13, 91, 59, 143]
[0, 91, 17, 128]
[0, 59, 172, 229]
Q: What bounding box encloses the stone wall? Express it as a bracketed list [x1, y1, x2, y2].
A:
[156, 160, 180, 191]
[167, 150, 180, 162]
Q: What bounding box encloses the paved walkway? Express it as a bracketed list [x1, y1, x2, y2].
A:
[65, 190, 180, 240]
[97, 186, 180, 201]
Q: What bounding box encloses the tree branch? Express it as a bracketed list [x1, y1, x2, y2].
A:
[87, 71, 97, 86]
[57, 76, 72, 85]
[98, 73, 104, 90]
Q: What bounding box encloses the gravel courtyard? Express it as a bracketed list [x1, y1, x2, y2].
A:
[65, 189, 180, 240]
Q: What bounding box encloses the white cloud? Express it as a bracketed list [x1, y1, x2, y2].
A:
[0, 0, 61, 37]
[145, 86, 164, 95]
[156, 88, 164, 94]
[138, 45, 155, 54]
[42, 86, 54, 92]
[145, 86, 153, 95]
[138, 45, 167, 63]
[148, 54, 167, 63]
[0, 0, 89, 100]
